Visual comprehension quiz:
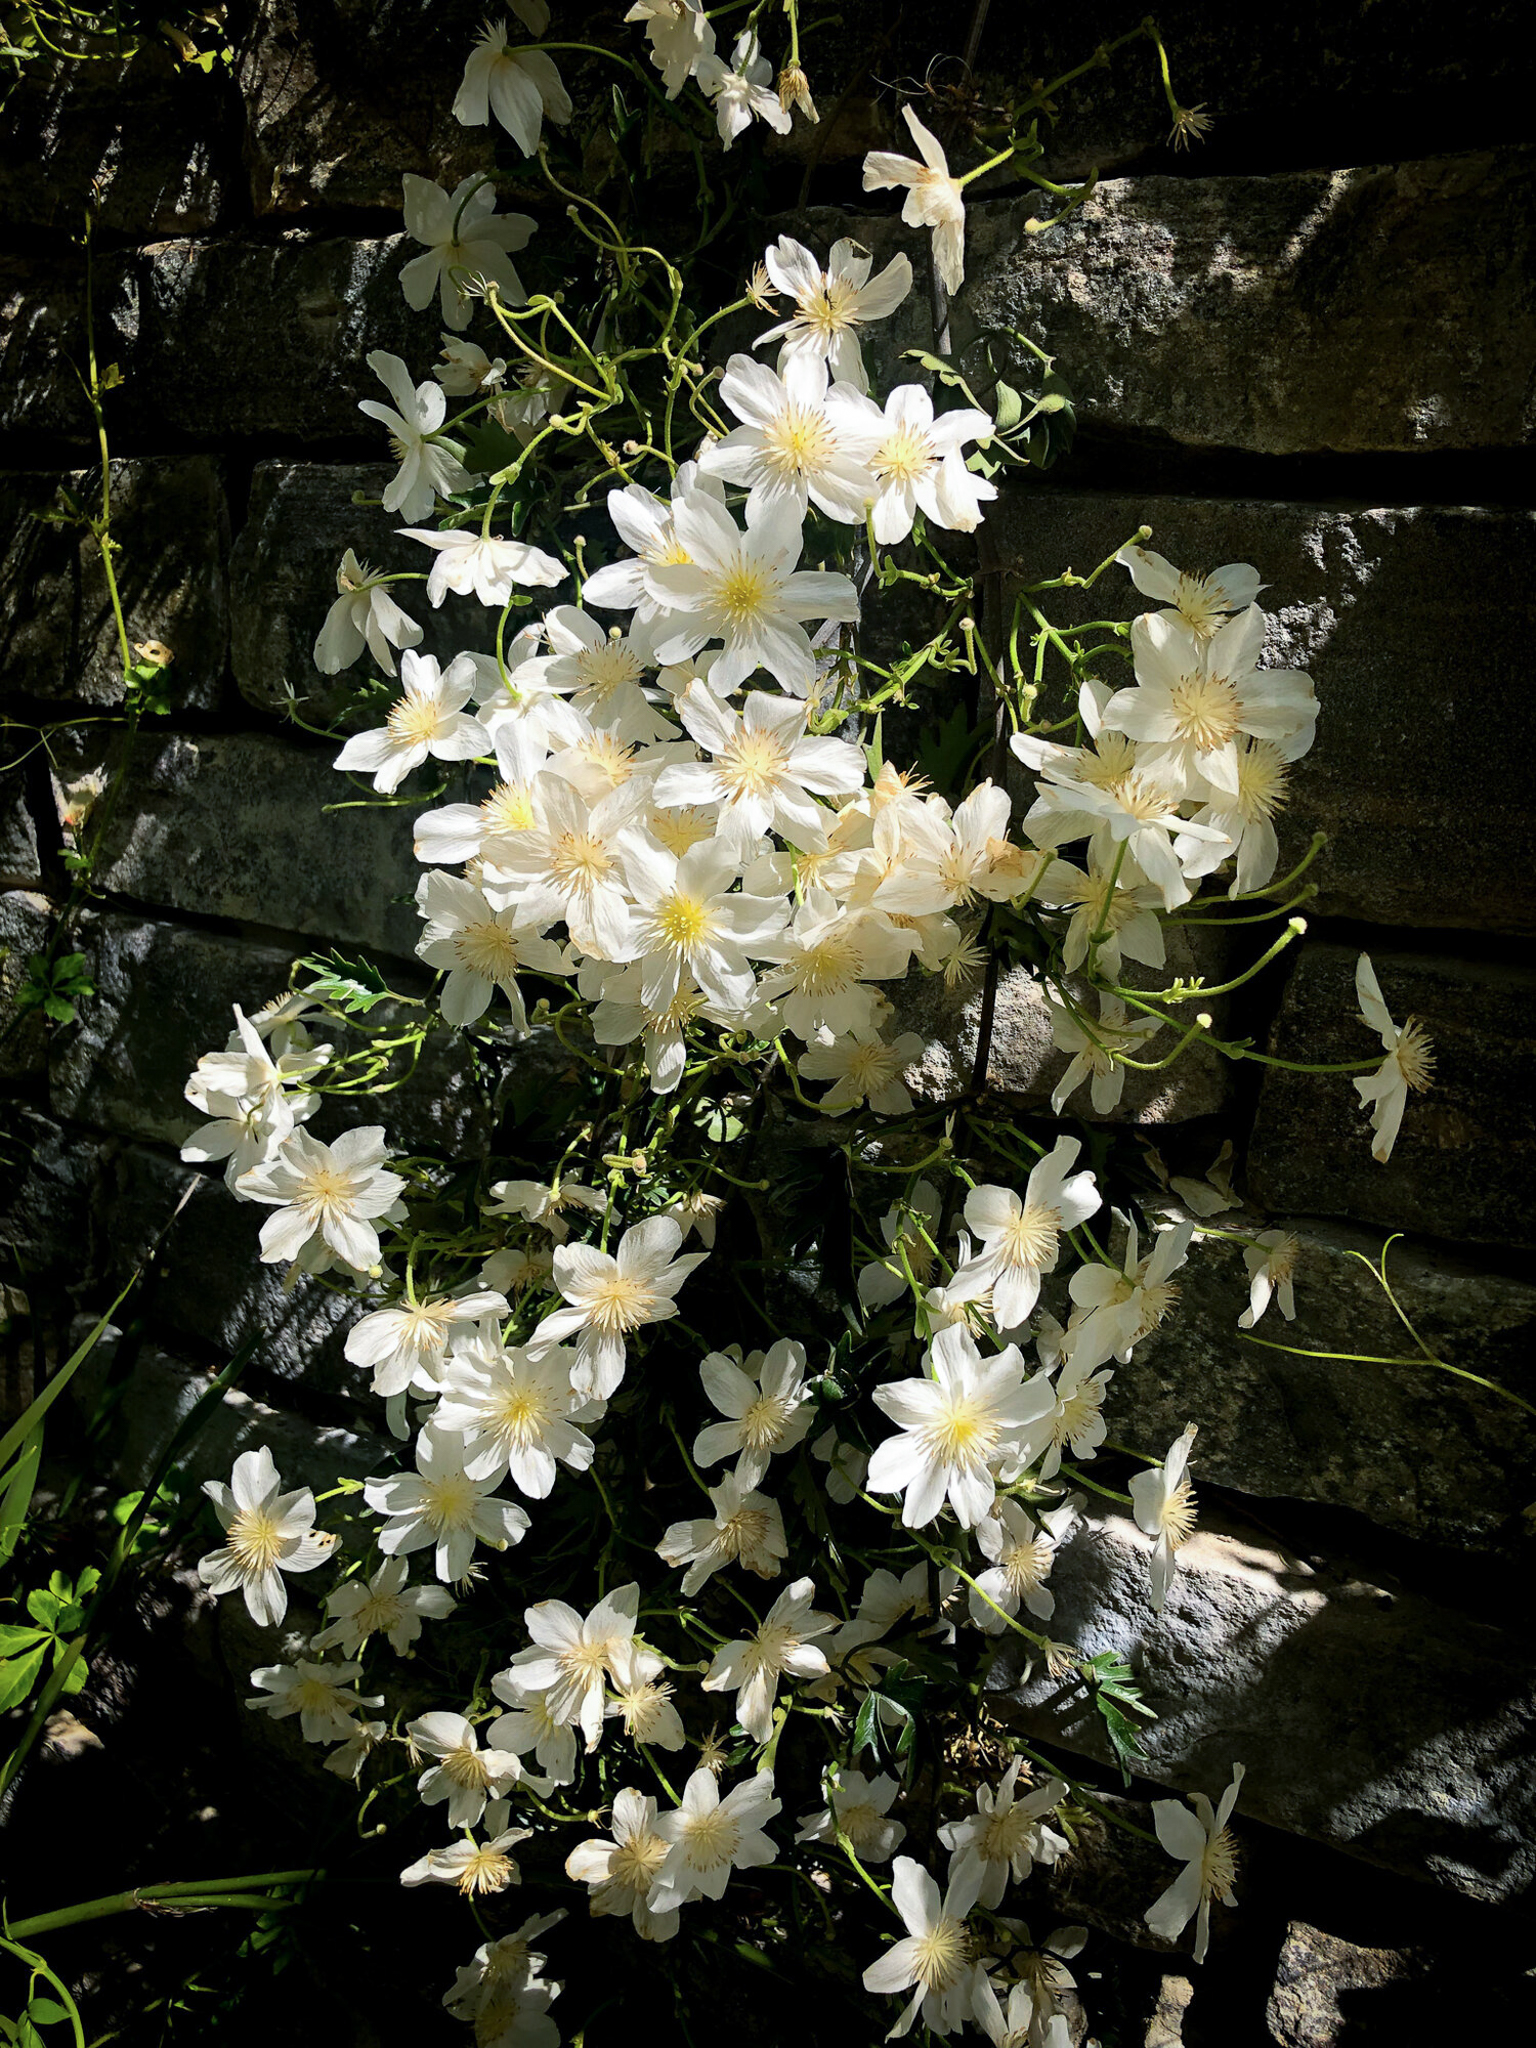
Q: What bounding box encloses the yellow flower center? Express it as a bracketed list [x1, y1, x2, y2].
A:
[1233, 741, 1289, 821]
[386, 693, 445, 747]
[794, 929, 861, 996]
[926, 1391, 998, 1466]
[715, 559, 775, 627]
[350, 1585, 406, 1637]
[651, 893, 712, 952]
[1168, 670, 1241, 751]
[718, 725, 790, 800]
[492, 1380, 559, 1447]
[441, 1741, 492, 1790]
[549, 831, 613, 892]
[997, 1202, 1060, 1272]
[649, 805, 717, 856]
[760, 404, 836, 479]
[873, 423, 937, 488]
[1077, 731, 1138, 789]
[611, 1828, 669, 1893]
[679, 1804, 740, 1872]
[739, 1391, 791, 1450]
[912, 1914, 971, 1992]
[1201, 1824, 1239, 1897]
[481, 782, 537, 833]
[1161, 1475, 1198, 1548]
[456, 1845, 515, 1896]
[226, 1504, 285, 1576]
[844, 1041, 899, 1093]
[1002, 1536, 1053, 1596]
[801, 273, 861, 338]
[1395, 1019, 1436, 1092]
[1052, 1375, 1106, 1446]
[453, 918, 521, 982]
[584, 1272, 656, 1333]
[1172, 571, 1230, 636]
[298, 1162, 362, 1223]
[574, 639, 644, 702]
[420, 1473, 480, 1531]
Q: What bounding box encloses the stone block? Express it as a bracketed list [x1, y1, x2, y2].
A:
[1247, 944, 1536, 1252]
[0, 47, 230, 238]
[960, 151, 1536, 455]
[1265, 1922, 1425, 2048]
[0, 889, 54, 1079]
[101, 1144, 362, 1405]
[1108, 1216, 1536, 1550]
[229, 461, 499, 729]
[899, 937, 1232, 1123]
[984, 1504, 1536, 1903]
[983, 493, 1536, 936]
[796, 150, 1536, 456]
[0, 1108, 110, 1289]
[238, 0, 496, 216]
[67, 729, 425, 958]
[53, 910, 493, 1158]
[70, 1325, 383, 1496]
[0, 768, 41, 888]
[1, 235, 425, 445]
[0, 461, 229, 713]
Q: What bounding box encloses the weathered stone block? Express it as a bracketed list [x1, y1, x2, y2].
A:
[899, 955, 1231, 1122]
[1247, 944, 1536, 1252]
[961, 152, 1536, 455]
[797, 150, 1535, 456]
[984, 493, 1536, 936]
[229, 461, 499, 729]
[0, 768, 41, 887]
[0, 889, 54, 1080]
[70, 1326, 383, 1495]
[1265, 1922, 1425, 2048]
[67, 730, 425, 958]
[0, 461, 230, 712]
[1108, 1216, 1536, 1548]
[0, 48, 230, 237]
[985, 1504, 1536, 1903]
[101, 1144, 362, 1404]
[1, 236, 424, 445]
[54, 911, 494, 1158]
[0, 1109, 109, 1288]
[238, 0, 496, 216]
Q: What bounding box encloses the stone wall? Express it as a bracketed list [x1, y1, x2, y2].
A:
[3, 4, 1534, 2042]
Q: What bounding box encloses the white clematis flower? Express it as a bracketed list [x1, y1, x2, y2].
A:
[497, 1584, 642, 1753]
[364, 1424, 530, 1582]
[1128, 1422, 1199, 1612]
[949, 1140, 1102, 1332]
[311, 1555, 456, 1657]
[399, 174, 536, 330]
[862, 1854, 986, 2039]
[862, 105, 969, 294]
[656, 1471, 787, 1594]
[408, 1709, 527, 1828]
[701, 1576, 837, 1743]
[825, 382, 996, 543]
[693, 1339, 813, 1490]
[246, 1660, 380, 1744]
[397, 524, 566, 606]
[626, 0, 714, 98]
[333, 649, 490, 794]
[1144, 1762, 1245, 1961]
[534, 1215, 708, 1400]
[359, 350, 471, 521]
[652, 683, 867, 854]
[1115, 543, 1263, 639]
[796, 1766, 907, 1861]
[1239, 1229, 1300, 1328]
[699, 353, 874, 522]
[755, 233, 913, 392]
[867, 1324, 1055, 1529]
[197, 1446, 335, 1627]
[452, 19, 571, 155]
[414, 869, 572, 1029]
[649, 1767, 782, 1910]
[938, 1761, 1070, 1907]
[343, 1287, 509, 1399]
[238, 1126, 405, 1273]
[432, 1331, 594, 1496]
[566, 1787, 680, 1941]
[694, 31, 791, 147]
[313, 549, 422, 675]
[967, 1497, 1079, 1631]
[1352, 952, 1435, 1163]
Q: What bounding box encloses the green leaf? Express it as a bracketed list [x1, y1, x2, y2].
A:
[992, 379, 1023, 432]
[295, 950, 398, 1016]
[0, 1624, 47, 1653]
[1081, 1650, 1157, 1785]
[24, 2002, 68, 2027]
[0, 1642, 49, 1713]
[26, 1587, 64, 1628]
